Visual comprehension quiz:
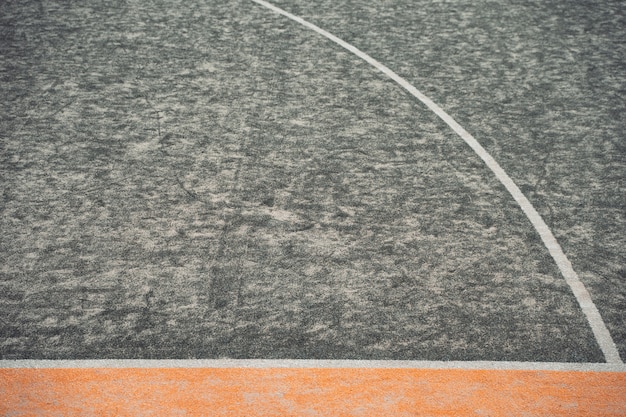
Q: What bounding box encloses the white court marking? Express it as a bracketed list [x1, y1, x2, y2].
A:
[250, 0, 622, 364]
[2, 359, 626, 372]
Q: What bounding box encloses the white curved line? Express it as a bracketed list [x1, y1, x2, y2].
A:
[250, 0, 622, 364]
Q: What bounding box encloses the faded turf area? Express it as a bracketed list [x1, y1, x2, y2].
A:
[269, 0, 626, 359]
[0, 0, 621, 361]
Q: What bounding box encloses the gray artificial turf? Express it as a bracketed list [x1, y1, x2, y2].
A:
[0, 0, 621, 361]
[269, 0, 626, 360]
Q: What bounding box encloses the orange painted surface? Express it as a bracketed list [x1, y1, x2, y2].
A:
[1, 368, 625, 416]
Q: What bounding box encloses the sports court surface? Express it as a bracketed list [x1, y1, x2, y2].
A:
[1, 0, 625, 414]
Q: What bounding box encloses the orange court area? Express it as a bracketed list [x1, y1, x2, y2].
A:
[2, 367, 625, 416]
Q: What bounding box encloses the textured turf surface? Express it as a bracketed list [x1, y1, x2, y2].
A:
[0, 0, 622, 361]
[2, 367, 626, 416]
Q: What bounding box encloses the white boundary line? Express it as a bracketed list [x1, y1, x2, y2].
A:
[1, 359, 625, 372]
[250, 0, 622, 364]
